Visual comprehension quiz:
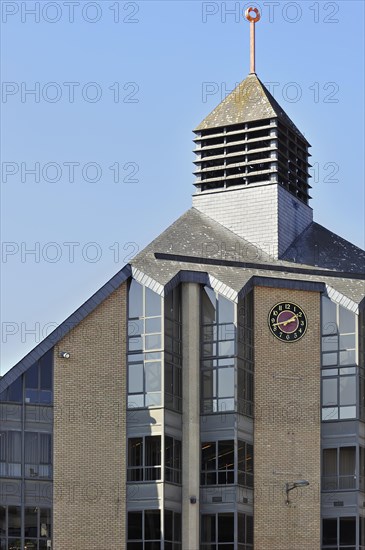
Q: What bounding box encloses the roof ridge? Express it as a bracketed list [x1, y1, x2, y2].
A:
[195, 73, 309, 143]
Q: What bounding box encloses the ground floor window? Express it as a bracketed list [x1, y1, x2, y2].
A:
[127, 509, 181, 549]
[164, 510, 182, 550]
[201, 512, 253, 549]
[128, 510, 161, 549]
[322, 516, 356, 548]
[0, 506, 51, 549]
[238, 513, 253, 549]
[360, 516, 365, 549]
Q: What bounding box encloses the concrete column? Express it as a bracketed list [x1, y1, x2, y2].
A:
[181, 283, 200, 550]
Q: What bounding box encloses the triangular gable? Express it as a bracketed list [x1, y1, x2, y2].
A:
[0, 265, 131, 393]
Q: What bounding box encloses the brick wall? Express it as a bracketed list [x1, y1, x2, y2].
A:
[53, 282, 127, 550]
[192, 183, 313, 259]
[253, 286, 321, 550]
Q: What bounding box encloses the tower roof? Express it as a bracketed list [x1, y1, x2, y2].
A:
[195, 73, 309, 144]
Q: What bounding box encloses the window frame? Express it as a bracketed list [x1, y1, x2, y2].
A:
[128, 280, 163, 410]
[201, 287, 236, 415]
[321, 296, 359, 422]
[322, 516, 357, 549]
[127, 510, 161, 549]
[127, 436, 162, 483]
[201, 440, 235, 486]
[322, 446, 357, 491]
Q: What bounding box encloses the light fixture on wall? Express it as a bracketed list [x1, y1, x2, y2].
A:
[59, 351, 70, 359]
[285, 479, 309, 504]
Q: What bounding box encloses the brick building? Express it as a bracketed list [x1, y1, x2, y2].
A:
[1, 11, 365, 550]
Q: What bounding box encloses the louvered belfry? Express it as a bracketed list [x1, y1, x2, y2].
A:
[193, 74, 312, 205]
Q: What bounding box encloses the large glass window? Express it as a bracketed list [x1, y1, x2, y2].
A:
[8, 507, 21, 537]
[360, 516, 365, 549]
[0, 350, 53, 405]
[164, 510, 182, 550]
[1, 507, 51, 549]
[164, 287, 182, 413]
[201, 512, 252, 549]
[360, 447, 365, 493]
[165, 436, 182, 485]
[128, 436, 161, 482]
[238, 440, 254, 488]
[0, 431, 21, 477]
[238, 513, 254, 550]
[24, 432, 52, 479]
[322, 447, 356, 490]
[25, 350, 53, 404]
[201, 441, 234, 485]
[25, 508, 38, 538]
[201, 513, 234, 549]
[127, 436, 181, 485]
[322, 516, 356, 549]
[359, 312, 365, 421]
[321, 297, 358, 421]
[201, 287, 235, 413]
[127, 510, 161, 549]
[322, 368, 357, 421]
[0, 507, 5, 537]
[0, 378, 22, 403]
[237, 293, 254, 417]
[128, 280, 163, 409]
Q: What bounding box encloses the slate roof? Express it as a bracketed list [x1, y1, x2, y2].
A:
[195, 74, 309, 144]
[1, 208, 364, 392]
[283, 222, 365, 274]
[131, 208, 365, 309]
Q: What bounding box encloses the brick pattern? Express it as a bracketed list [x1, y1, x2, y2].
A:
[253, 286, 321, 550]
[193, 184, 313, 259]
[53, 283, 127, 550]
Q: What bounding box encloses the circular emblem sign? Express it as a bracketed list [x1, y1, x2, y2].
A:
[268, 302, 307, 342]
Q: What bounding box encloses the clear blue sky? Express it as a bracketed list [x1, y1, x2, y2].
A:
[1, 0, 364, 374]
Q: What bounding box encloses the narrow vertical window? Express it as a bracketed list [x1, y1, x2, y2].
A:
[238, 440, 254, 488]
[165, 436, 182, 484]
[128, 280, 163, 409]
[201, 287, 235, 413]
[237, 292, 254, 417]
[164, 287, 182, 412]
[127, 436, 161, 482]
[164, 510, 181, 549]
[321, 296, 358, 421]
[0, 506, 5, 537]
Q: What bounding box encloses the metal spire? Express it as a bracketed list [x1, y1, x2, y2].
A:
[245, 7, 261, 74]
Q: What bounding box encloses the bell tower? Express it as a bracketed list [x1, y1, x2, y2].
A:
[192, 8, 313, 259]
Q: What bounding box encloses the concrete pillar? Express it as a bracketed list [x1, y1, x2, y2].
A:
[181, 283, 200, 550]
